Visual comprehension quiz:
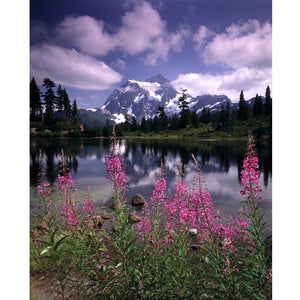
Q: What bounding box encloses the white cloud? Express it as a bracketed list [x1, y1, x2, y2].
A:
[200, 20, 272, 70]
[193, 25, 215, 51]
[143, 25, 190, 65]
[185, 20, 272, 101]
[171, 67, 271, 102]
[55, 15, 116, 56]
[116, 1, 166, 55]
[52, 1, 189, 65]
[30, 44, 122, 90]
[116, 2, 190, 64]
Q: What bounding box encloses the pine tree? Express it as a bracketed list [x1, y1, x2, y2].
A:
[56, 84, 64, 120]
[264, 86, 272, 115]
[237, 90, 248, 120]
[178, 88, 191, 128]
[170, 113, 179, 130]
[124, 114, 131, 131]
[225, 102, 232, 134]
[62, 89, 72, 120]
[217, 104, 225, 130]
[30, 77, 42, 122]
[43, 78, 56, 124]
[141, 117, 150, 133]
[157, 106, 168, 130]
[191, 110, 199, 128]
[253, 94, 264, 116]
[151, 116, 160, 132]
[71, 100, 78, 122]
[131, 116, 138, 131]
[201, 107, 207, 123]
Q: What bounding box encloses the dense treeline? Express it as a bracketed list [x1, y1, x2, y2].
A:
[114, 87, 272, 138]
[30, 77, 80, 132]
[30, 77, 272, 138]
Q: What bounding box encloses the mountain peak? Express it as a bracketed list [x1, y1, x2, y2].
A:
[145, 74, 169, 85]
[100, 74, 233, 124]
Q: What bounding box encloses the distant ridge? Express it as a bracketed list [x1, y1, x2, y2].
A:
[99, 74, 232, 123]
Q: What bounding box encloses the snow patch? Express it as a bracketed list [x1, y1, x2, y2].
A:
[113, 113, 125, 124]
[209, 101, 221, 108]
[134, 93, 144, 103]
[129, 79, 161, 100]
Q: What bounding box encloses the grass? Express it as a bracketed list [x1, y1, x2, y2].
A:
[29, 130, 272, 299]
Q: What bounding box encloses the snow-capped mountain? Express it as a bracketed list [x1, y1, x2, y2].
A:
[100, 74, 232, 123]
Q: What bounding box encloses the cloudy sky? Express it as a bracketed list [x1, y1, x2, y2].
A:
[30, 0, 272, 108]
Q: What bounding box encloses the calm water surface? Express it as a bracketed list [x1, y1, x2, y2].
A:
[30, 137, 272, 222]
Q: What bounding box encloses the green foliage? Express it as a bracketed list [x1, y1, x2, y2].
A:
[253, 94, 264, 117]
[238, 90, 249, 121]
[30, 77, 43, 122]
[264, 86, 272, 115]
[178, 88, 191, 128]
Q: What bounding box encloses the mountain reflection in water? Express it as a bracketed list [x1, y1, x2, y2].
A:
[30, 137, 272, 220]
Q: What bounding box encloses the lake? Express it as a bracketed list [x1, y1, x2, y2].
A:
[30, 137, 272, 222]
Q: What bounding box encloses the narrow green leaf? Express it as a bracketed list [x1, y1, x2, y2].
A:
[40, 246, 52, 255]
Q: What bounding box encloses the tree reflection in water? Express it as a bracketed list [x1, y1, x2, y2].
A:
[30, 137, 272, 220]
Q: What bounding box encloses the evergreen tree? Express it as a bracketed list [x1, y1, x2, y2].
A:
[43, 78, 56, 124]
[264, 86, 272, 115]
[201, 107, 207, 124]
[201, 107, 211, 124]
[102, 126, 110, 137]
[207, 109, 211, 125]
[30, 77, 42, 122]
[157, 106, 168, 130]
[124, 114, 131, 131]
[253, 94, 264, 116]
[151, 116, 160, 132]
[141, 117, 150, 133]
[56, 84, 64, 120]
[71, 100, 78, 122]
[237, 90, 248, 120]
[191, 110, 199, 128]
[170, 113, 179, 130]
[63, 89, 72, 120]
[178, 88, 191, 128]
[131, 116, 138, 131]
[225, 102, 232, 133]
[217, 104, 225, 130]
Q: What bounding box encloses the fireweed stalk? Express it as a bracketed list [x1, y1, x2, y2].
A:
[106, 127, 128, 210]
[59, 149, 80, 231]
[148, 162, 166, 247]
[82, 186, 96, 222]
[32, 150, 53, 245]
[191, 154, 248, 248]
[191, 153, 252, 290]
[240, 132, 264, 212]
[37, 150, 52, 217]
[239, 132, 272, 292]
[165, 165, 195, 237]
[191, 154, 218, 247]
[105, 127, 143, 298]
[136, 202, 152, 243]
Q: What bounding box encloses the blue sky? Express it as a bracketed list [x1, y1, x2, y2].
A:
[30, 0, 272, 108]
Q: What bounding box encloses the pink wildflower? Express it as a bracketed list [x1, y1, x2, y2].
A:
[240, 132, 264, 208]
[82, 186, 96, 221]
[165, 166, 196, 235]
[37, 150, 52, 215]
[106, 126, 128, 206]
[149, 166, 167, 207]
[59, 150, 80, 231]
